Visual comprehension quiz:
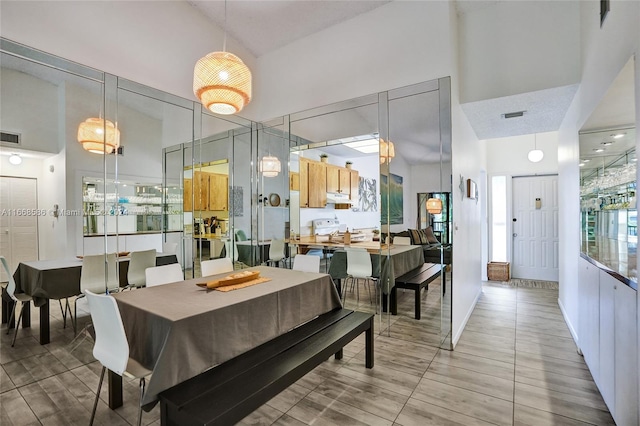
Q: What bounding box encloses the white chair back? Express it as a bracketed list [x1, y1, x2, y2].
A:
[269, 239, 286, 262]
[346, 248, 372, 279]
[128, 249, 156, 287]
[162, 242, 178, 254]
[292, 254, 320, 273]
[85, 290, 129, 376]
[81, 254, 119, 294]
[0, 256, 18, 302]
[393, 236, 412, 246]
[145, 263, 183, 287]
[224, 240, 238, 262]
[201, 258, 233, 276]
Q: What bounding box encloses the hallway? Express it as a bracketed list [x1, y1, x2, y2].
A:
[0, 281, 613, 425]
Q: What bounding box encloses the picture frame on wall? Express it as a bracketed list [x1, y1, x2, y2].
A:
[466, 178, 478, 200]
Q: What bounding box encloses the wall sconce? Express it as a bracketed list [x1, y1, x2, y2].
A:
[259, 155, 281, 177]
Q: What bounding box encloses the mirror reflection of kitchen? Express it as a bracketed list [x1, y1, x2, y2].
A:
[289, 135, 381, 244]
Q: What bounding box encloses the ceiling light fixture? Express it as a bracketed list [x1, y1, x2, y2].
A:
[612, 133, 625, 139]
[8, 153, 22, 165]
[77, 117, 120, 154]
[259, 155, 281, 177]
[579, 163, 585, 167]
[426, 197, 443, 214]
[380, 139, 395, 164]
[594, 148, 605, 153]
[601, 141, 613, 146]
[582, 159, 591, 162]
[193, 0, 251, 115]
[527, 133, 544, 163]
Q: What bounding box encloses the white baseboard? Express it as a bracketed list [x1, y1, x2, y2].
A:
[558, 297, 579, 347]
[452, 286, 482, 347]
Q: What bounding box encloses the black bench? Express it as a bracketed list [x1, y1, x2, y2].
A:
[391, 262, 443, 320]
[159, 308, 374, 426]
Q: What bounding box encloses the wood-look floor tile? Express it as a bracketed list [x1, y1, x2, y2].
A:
[267, 383, 311, 413]
[1, 365, 16, 393]
[0, 388, 40, 426]
[432, 349, 514, 380]
[238, 403, 285, 426]
[514, 382, 615, 425]
[456, 329, 515, 351]
[463, 322, 515, 340]
[272, 413, 314, 426]
[516, 329, 578, 348]
[353, 340, 432, 376]
[515, 352, 592, 381]
[340, 359, 421, 397]
[395, 397, 497, 426]
[287, 391, 393, 426]
[516, 321, 572, 339]
[516, 339, 583, 363]
[294, 363, 337, 391]
[425, 361, 515, 401]
[469, 308, 516, 322]
[314, 375, 408, 421]
[412, 378, 513, 426]
[474, 301, 518, 313]
[514, 403, 596, 425]
[452, 340, 516, 364]
[515, 364, 605, 405]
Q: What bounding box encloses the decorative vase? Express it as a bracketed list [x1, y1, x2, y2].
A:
[345, 163, 352, 169]
[320, 156, 328, 163]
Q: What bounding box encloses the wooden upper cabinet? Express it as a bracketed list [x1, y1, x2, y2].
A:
[326, 165, 340, 193]
[350, 170, 359, 201]
[289, 172, 300, 191]
[299, 158, 310, 208]
[193, 171, 209, 211]
[183, 178, 193, 212]
[307, 161, 327, 208]
[339, 168, 351, 194]
[209, 173, 228, 211]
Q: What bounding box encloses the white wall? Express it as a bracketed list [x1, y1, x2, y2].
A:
[486, 132, 559, 175]
[458, 0, 581, 103]
[558, 1, 640, 345]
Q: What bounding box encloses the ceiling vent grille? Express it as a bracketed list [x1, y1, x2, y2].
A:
[502, 111, 526, 119]
[1, 131, 21, 146]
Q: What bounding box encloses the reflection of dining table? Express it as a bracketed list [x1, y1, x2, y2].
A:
[3, 253, 178, 345]
[109, 266, 341, 410]
[328, 245, 425, 295]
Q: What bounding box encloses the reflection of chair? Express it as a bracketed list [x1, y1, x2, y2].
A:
[74, 253, 119, 335]
[1, 256, 33, 347]
[201, 258, 233, 276]
[235, 230, 247, 241]
[393, 236, 412, 245]
[292, 254, 320, 273]
[86, 290, 151, 426]
[224, 240, 239, 262]
[345, 248, 377, 305]
[266, 239, 286, 268]
[162, 242, 178, 254]
[145, 263, 183, 287]
[127, 249, 156, 288]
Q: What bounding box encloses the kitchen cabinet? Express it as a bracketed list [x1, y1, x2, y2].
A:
[614, 282, 638, 426]
[299, 158, 309, 208]
[326, 165, 340, 193]
[184, 178, 193, 212]
[350, 170, 359, 201]
[194, 171, 208, 211]
[299, 158, 326, 208]
[599, 270, 615, 411]
[579, 257, 600, 383]
[290, 172, 299, 191]
[208, 173, 228, 211]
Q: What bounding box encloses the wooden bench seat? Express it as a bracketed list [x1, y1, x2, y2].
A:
[159, 308, 374, 426]
[391, 262, 443, 320]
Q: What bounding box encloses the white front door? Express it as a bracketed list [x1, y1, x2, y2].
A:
[512, 175, 559, 281]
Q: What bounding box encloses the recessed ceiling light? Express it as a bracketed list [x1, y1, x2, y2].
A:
[632, 158, 638, 162]
[594, 148, 605, 153]
[612, 133, 625, 139]
[601, 141, 613, 146]
[579, 163, 585, 167]
[582, 159, 591, 162]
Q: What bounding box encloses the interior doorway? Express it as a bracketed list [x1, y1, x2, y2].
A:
[511, 175, 559, 281]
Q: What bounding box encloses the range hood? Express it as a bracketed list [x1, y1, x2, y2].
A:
[326, 193, 352, 204]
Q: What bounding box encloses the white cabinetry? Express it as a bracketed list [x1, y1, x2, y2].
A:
[579, 258, 638, 426]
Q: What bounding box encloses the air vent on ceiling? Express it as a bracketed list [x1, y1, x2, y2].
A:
[502, 111, 526, 119]
[1, 131, 21, 145]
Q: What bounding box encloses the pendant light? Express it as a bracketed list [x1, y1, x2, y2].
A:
[77, 117, 120, 154]
[426, 197, 443, 214]
[8, 153, 22, 165]
[380, 139, 395, 164]
[193, 0, 252, 115]
[528, 133, 544, 163]
[260, 155, 281, 177]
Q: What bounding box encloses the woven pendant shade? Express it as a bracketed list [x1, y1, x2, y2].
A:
[193, 51, 252, 115]
[427, 198, 443, 214]
[379, 139, 395, 164]
[260, 155, 281, 177]
[77, 118, 120, 154]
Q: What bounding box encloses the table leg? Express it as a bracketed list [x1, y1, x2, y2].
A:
[365, 316, 374, 368]
[382, 292, 398, 315]
[108, 370, 123, 409]
[2, 293, 9, 324]
[38, 301, 48, 345]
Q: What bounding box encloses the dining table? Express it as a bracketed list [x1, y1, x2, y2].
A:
[108, 265, 342, 410]
[2, 252, 178, 345]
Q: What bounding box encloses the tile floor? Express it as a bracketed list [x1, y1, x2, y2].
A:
[1, 277, 613, 426]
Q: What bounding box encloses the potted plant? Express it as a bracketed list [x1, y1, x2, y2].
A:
[345, 161, 353, 169]
[320, 153, 328, 163]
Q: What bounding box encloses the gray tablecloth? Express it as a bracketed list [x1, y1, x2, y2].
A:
[328, 245, 424, 293]
[113, 265, 341, 408]
[13, 253, 178, 307]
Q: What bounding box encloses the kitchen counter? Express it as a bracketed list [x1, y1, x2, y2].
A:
[291, 236, 385, 253]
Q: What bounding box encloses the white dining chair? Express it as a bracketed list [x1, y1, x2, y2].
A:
[393, 236, 412, 245]
[85, 290, 151, 426]
[292, 254, 321, 273]
[162, 242, 178, 254]
[224, 240, 239, 262]
[266, 239, 286, 268]
[1, 256, 33, 347]
[127, 249, 156, 288]
[201, 258, 233, 276]
[74, 253, 119, 335]
[345, 248, 377, 306]
[145, 263, 183, 287]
